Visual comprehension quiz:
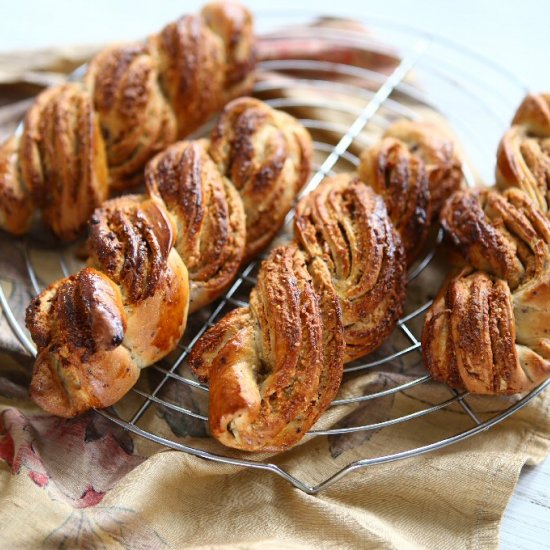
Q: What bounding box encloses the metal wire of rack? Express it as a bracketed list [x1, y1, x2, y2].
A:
[1, 13, 549, 495]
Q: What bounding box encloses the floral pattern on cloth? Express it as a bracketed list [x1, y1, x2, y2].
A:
[0, 399, 168, 547]
[0, 407, 144, 508]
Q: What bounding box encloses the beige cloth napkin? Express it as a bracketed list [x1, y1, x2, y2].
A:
[1, 387, 549, 549]
[1, 34, 549, 550]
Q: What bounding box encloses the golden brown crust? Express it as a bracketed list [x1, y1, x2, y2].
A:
[122, 248, 189, 366]
[150, 14, 225, 138]
[26, 268, 139, 418]
[189, 172, 407, 452]
[422, 267, 550, 394]
[0, 136, 34, 235]
[84, 44, 177, 191]
[201, 1, 256, 102]
[295, 174, 407, 361]
[0, 2, 256, 240]
[423, 187, 550, 395]
[27, 196, 190, 417]
[146, 140, 246, 312]
[19, 83, 109, 241]
[496, 93, 550, 214]
[384, 119, 464, 218]
[209, 97, 313, 261]
[188, 245, 344, 451]
[441, 188, 550, 290]
[359, 137, 430, 264]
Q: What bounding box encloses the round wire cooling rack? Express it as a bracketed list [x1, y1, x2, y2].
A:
[1, 12, 549, 495]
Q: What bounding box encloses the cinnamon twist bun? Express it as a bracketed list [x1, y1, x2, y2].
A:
[359, 137, 430, 264]
[188, 175, 406, 451]
[189, 245, 345, 452]
[383, 120, 463, 217]
[358, 120, 463, 263]
[496, 93, 550, 214]
[0, 1, 255, 240]
[440, 188, 550, 290]
[209, 97, 312, 261]
[27, 268, 137, 418]
[150, 14, 225, 139]
[422, 188, 550, 394]
[19, 83, 109, 241]
[27, 195, 189, 417]
[294, 174, 407, 361]
[146, 139, 246, 313]
[146, 97, 312, 310]
[83, 44, 178, 191]
[422, 267, 550, 395]
[201, 1, 255, 102]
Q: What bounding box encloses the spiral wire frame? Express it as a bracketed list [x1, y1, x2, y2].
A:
[1, 15, 549, 494]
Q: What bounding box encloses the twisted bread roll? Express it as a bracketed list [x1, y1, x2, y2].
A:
[383, 120, 463, 217]
[27, 268, 138, 418]
[440, 187, 550, 290]
[188, 119, 463, 451]
[209, 97, 312, 260]
[189, 178, 406, 451]
[497, 93, 550, 214]
[146, 97, 312, 311]
[294, 174, 406, 361]
[359, 137, 430, 264]
[26, 195, 189, 417]
[18, 83, 109, 241]
[0, 1, 255, 240]
[149, 2, 254, 138]
[190, 245, 344, 451]
[201, 1, 256, 101]
[83, 44, 178, 191]
[0, 136, 34, 236]
[359, 121, 463, 263]
[422, 188, 550, 394]
[146, 139, 246, 313]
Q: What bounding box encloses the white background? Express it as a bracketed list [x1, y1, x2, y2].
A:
[0, 1, 549, 548]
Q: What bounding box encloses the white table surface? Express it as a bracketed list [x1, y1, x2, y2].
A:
[0, 1, 549, 547]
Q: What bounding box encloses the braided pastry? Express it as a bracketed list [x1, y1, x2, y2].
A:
[359, 136, 430, 264]
[189, 176, 406, 451]
[209, 96, 312, 261]
[0, 1, 255, 240]
[190, 244, 345, 451]
[422, 188, 550, 394]
[146, 139, 246, 313]
[294, 174, 407, 361]
[497, 93, 550, 214]
[83, 44, 178, 191]
[17, 83, 109, 241]
[359, 121, 463, 263]
[440, 187, 550, 290]
[146, 97, 312, 311]
[383, 120, 463, 217]
[187, 118, 464, 451]
[25, 98, 310, 416]
[26, 195, 189, 417]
